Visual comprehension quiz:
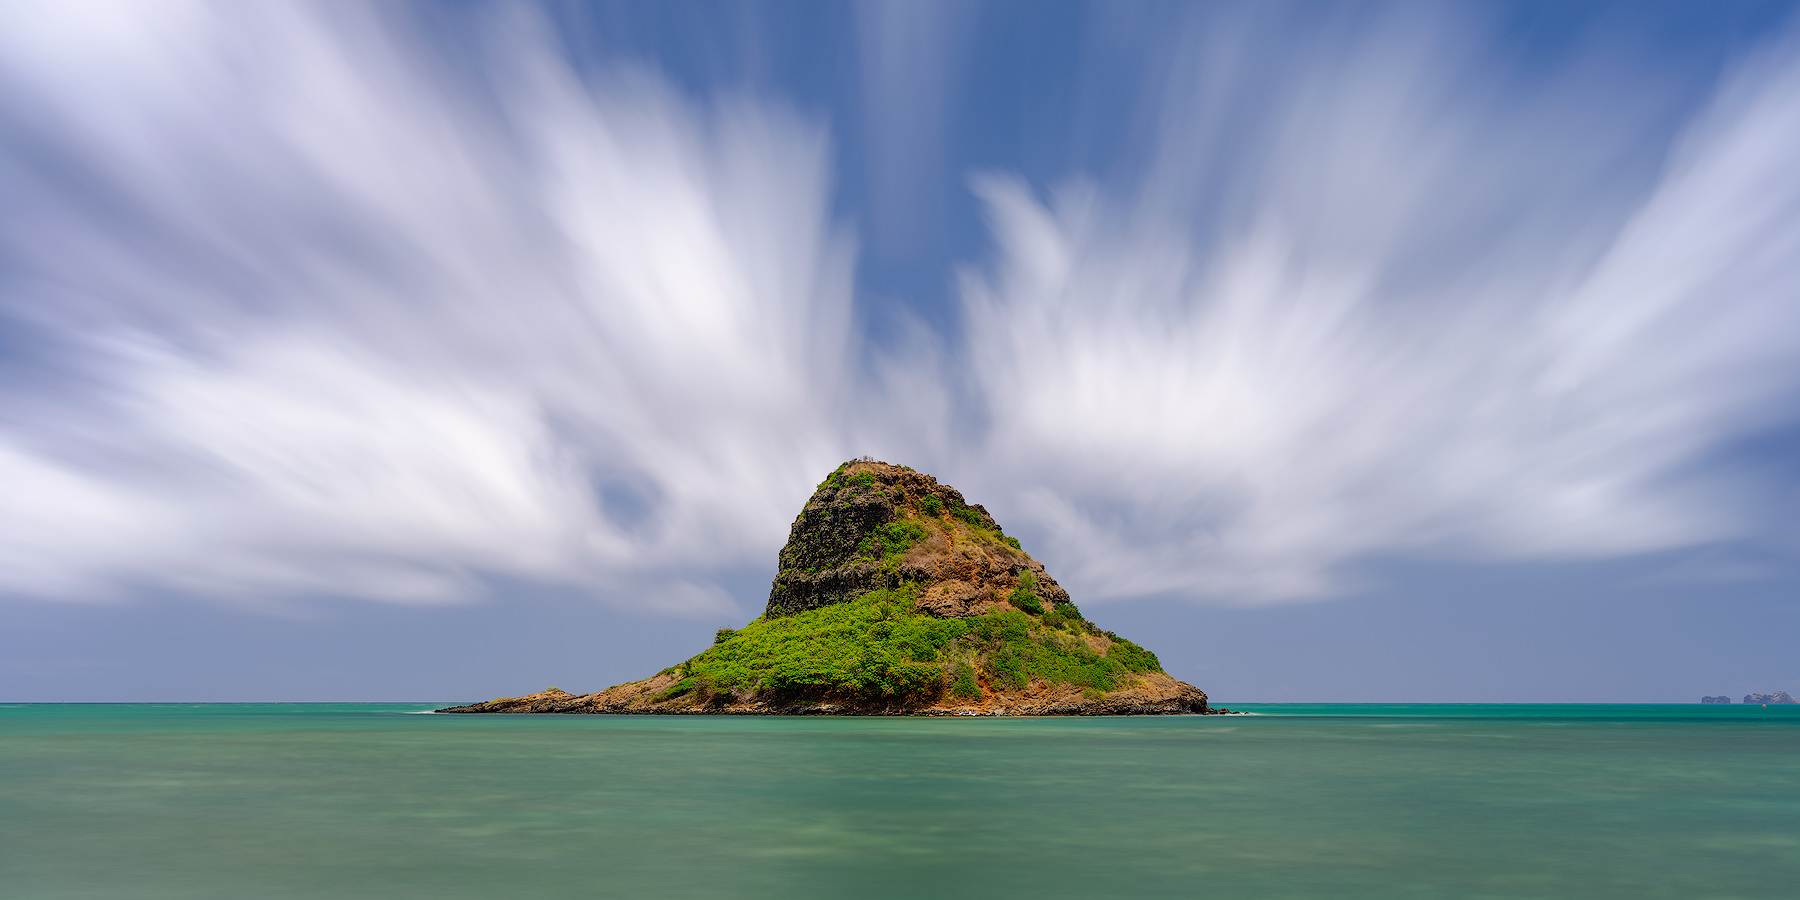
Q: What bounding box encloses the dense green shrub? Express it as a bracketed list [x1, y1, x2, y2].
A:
[952, 605, 1158, 693]
[1008, 592, 1044, 615]
[669, 580, 1163, 708]
[987, 646, 1030, 690]
[853, 471, 878, 489]
[970, 609, 1032, 644]
[919, 495, 944, 517]
[714, 627, 737, 645]
[1007, 570, 1044, 614]
[1105, 637, 1161, 674]
[679, 586, 968, 706]
[949, 665, 981, 699]
[1002, 536, 1022, 551]
[860, 520, 927, 566]
[1041, 602, 1083, 629]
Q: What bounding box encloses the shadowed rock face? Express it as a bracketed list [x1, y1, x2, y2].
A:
[765, 461, 1069, 618]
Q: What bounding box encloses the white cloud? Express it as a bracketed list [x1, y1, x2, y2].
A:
[0, 2, 854, 612]
[2, 2, 1797, 615]
[953, 19, 1800, 604]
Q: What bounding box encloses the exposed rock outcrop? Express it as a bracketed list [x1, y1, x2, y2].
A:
[443, 460, 1224, 716]
[765, 462, 1068, 618]
[1700, 696, 1732, 704]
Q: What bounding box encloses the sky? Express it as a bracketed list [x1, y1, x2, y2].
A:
[3, 0, 1799, 703]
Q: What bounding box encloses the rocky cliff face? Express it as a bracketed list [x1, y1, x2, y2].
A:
[442, 460, 1221, 716]
[765, 461, 1069, 618]
[1744, 691, 1796, 705]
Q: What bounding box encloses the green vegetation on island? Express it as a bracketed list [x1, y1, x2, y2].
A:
[441, 459, 1216, 715]
[653, 583, 1162, 708]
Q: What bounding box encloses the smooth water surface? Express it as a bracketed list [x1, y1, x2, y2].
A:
[4, 703, 1797, 899]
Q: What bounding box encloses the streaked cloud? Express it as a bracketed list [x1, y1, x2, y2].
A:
[955, 12, 1800, 603]
[854, 0, 971, 262]
[1, 2, 1796, 614]
[0, 2, 854, 612]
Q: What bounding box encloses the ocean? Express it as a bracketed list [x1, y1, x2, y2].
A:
[3, 703, 1796, 899]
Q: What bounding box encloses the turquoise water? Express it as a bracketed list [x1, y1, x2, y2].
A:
[4, 704, 1797, 899]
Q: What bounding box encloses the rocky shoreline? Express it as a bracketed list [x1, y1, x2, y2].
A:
[439, 672, 1233, 716]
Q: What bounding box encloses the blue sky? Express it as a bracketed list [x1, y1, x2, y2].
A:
[3, 0, 1799, 702]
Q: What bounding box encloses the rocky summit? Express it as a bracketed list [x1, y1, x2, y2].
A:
[441, 460, 1223, 716]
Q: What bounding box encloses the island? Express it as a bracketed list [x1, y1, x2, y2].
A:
[1744, 692, 1797, 705]
[441, 459, 1227, 716]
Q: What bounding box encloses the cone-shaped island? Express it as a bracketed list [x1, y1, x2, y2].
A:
[440, 460, 1223, 715]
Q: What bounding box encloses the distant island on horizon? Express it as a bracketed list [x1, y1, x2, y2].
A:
[1703, 692, 1797, 705]
[443, 459, 1228, 716]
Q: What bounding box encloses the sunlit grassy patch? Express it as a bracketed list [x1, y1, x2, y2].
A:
[664, 584, 1163, 707]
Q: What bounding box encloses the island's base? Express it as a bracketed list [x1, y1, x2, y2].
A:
[439, 671, 1233, 716]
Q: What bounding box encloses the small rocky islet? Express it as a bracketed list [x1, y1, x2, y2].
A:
[1706, 691, 1797, 705]
[441, 460, 1227, 716]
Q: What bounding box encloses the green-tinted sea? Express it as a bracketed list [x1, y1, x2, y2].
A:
[3, 703, 1797, 898]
